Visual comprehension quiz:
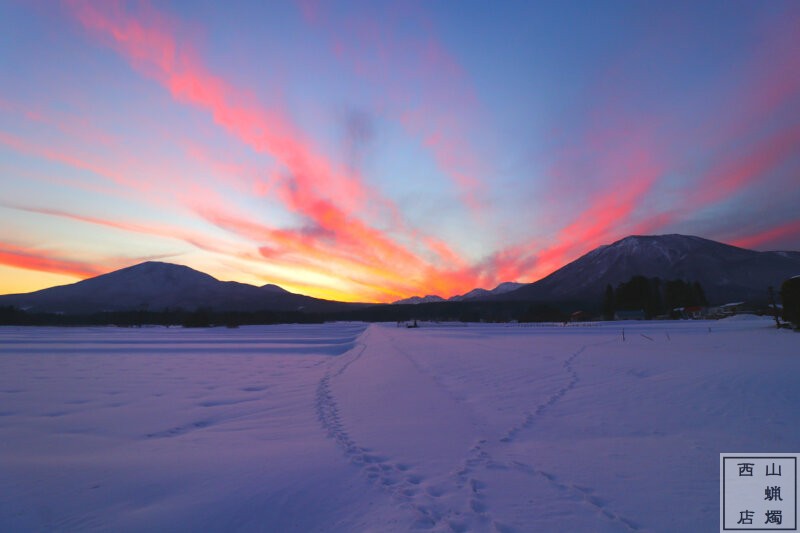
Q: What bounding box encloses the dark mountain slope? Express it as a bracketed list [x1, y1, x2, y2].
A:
[498, 235, 800, 306]
[0, 261, 360, 314]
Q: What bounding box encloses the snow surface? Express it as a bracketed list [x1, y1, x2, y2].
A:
[1, 319, 798, 532]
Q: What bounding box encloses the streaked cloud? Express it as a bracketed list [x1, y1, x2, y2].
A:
[0, 1, 796, 300]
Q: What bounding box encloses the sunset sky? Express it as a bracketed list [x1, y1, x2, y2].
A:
[1, 1, 799, 302]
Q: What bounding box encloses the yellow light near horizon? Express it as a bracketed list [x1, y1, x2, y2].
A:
[0, 256, 397, 304]
[259, 265, 369, 302]
[282, 282, 369, 303]
[0, 265, 82, 296]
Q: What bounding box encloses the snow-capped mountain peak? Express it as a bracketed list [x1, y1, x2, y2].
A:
[393, 295, 446, 305]
[497, 234, 800, 305]
[491, 281, 526, 295]
[0, 261, 356, 314]
[447, 281, 526, 302]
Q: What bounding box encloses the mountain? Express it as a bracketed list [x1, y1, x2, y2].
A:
[0, 261, 360, 314]
[492, 281, 527, 294]
[260, 283, 289, 293]
[393, 295, 446, 305]
[447, 289, 489, 302]
[394, 282, 527, 305]
[498, 234, 800, 306]
[448, 281, 526, 301]
[3, 235, 798, 316]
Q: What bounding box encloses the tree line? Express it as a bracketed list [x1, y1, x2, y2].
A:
[0, 300, 570, 326]
[603, 276, 708, 320]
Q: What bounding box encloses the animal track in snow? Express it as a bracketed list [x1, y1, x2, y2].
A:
[317, 336, 506, 531]
[145, 419, 212, 439]
[506, 461, 642, 532]
[500, 345, 585, 443]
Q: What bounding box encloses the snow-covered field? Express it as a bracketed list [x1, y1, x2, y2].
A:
[1, 318, 797, 532]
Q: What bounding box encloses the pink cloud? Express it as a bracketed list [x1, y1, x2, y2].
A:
[65, 0, 496, 301]
[0, 243, 103, 280]
[730, 220, 800, 250]
[9, 205, 238, 258]
[44, 0, 796, 303]
[692, 125, 800, 209]
[0, 129, 145, 192]
[68, 0, 371, 211]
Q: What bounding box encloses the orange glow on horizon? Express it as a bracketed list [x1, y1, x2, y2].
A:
[0, 265, 83, 296]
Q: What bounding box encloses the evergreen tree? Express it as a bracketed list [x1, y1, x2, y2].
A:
[648, 278, 663, 318]
[616, 275, 661, 317]
[603, 284, 615, 320]
[692, 281, 708, 306]
[614, 276, 707, 319]
[781, 277, 800, 329]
